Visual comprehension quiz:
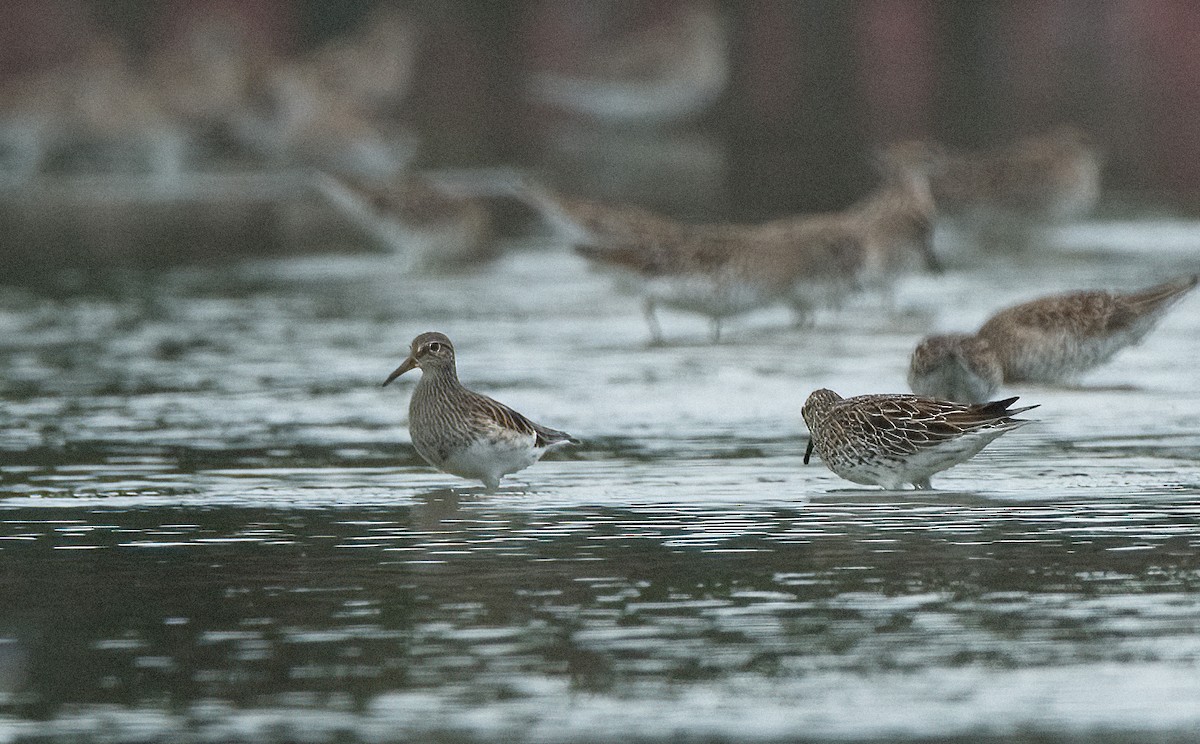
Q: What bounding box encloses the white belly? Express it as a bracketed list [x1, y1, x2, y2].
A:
[432, 435, 540, 488]
[645, 276, 771, 318]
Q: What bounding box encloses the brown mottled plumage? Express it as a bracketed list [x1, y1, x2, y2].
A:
[530, 161, 939, 342]
[528, 1, 728, 126]
[522, 182, 689, 250]
[802, 388, 1037, 490]
[383, 332, 577, 490]
[909, 275, 1198, 402]
[931, 125, 1102, 222]
[318, 173, 497, 268]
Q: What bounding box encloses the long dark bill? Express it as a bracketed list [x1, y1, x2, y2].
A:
[803, 438, 815, 465]
[382, 356, 417, 387]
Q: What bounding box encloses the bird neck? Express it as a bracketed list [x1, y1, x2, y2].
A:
[415, 363, 463, 396]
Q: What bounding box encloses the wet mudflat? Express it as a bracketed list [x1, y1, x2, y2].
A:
[1, 226, 1199, 742]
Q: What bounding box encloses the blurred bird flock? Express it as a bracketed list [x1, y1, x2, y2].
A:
[0, 0, 1197, 475]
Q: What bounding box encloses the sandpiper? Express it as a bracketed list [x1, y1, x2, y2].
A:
[528, 1, 728, 126]
[909, 275, 1199, 402]
[920, 125, 1102, 249]
[383, 332, 578, 490]
[317, 173, 497, 270]
[908, 333, 1004, 405]
[931, 125, 1102, 223]
[431, 168, 939, 343]
[565, 167, 941, 342]
[802, 388, 1037, 490]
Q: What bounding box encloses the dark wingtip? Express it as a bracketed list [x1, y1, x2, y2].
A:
[541, 430, 580, 447]
[980, 395, 1039, 418]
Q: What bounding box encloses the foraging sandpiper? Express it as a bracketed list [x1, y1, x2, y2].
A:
[909, 275, 1199, 403]
[802, 388, 1036, 490]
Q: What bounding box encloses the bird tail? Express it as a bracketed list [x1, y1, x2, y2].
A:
[536, 425, 580, 448]
[977, 396, 1039, 419]
[418, 166, 533, 199]
[574, 242, 660, 274]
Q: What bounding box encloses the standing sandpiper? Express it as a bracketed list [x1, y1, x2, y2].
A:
[383, 332, 578, 490]
[919, 125, 1102, 249]
[802, 388, 1036, 490]
[564, 161, 941, 343]
[909, 275, 1199, 403]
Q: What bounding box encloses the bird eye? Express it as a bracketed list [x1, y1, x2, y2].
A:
[428, 342, 442, 353]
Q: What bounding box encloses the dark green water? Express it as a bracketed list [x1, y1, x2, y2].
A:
[1, 229, 1199, 742]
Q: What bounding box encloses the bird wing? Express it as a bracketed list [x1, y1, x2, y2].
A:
[470, 392, 578, 447]
[980, 290, 1120, 339]
[575, 229, 735, 277]
[835, 394, 1032, 457]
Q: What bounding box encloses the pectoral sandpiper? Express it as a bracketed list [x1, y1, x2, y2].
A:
[563, 162, 941, 342]
[919, 125, 1102, 248]
[383, 332, 578, 490]
[909, 275, 1199, 403]
[931, 125, 1102, 223]
[802, 388, 1036, 490]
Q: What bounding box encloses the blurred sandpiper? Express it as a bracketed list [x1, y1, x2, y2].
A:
[922, 125, 1102, 249]
[909, 275, 1199, 403]
[562, 163, 942, 342]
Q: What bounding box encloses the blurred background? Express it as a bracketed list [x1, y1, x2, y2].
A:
[2, 0, 1199, 276]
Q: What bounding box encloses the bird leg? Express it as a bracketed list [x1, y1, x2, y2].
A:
[790, 301, 815, 328]
[643, 298, 664, 346]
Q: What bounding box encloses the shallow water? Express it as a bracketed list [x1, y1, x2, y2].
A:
[1, 224, 1199, 742]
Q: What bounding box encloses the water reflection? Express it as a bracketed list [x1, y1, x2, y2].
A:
[1, 492, 1199, 739]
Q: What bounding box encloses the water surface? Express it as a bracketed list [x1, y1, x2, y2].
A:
[1, 226, 1199, 742]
